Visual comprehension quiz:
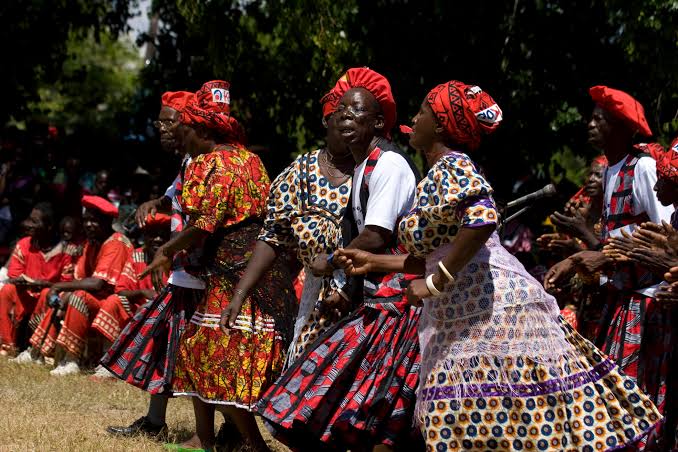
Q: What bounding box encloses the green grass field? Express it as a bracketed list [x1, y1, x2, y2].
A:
[0, 358, 288, 451]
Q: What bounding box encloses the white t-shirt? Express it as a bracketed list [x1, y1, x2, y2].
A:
[165, 155, 206, 290]
[603, 155, 673, 296]
[351, 151, 416, 233]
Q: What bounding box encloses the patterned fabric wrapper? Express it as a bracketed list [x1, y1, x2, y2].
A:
[597, 291, 675, 416]
[257, 304, 421, 449]
[100, 284, 203, 393]
[426, 81, 502, 150]
[172, 221, 296, 408]
[415, 237, 662, 451]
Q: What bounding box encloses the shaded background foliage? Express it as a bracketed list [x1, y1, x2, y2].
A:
[2, 0, 677, 197]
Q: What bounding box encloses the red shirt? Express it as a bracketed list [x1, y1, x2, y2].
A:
[7, 237, 78, 283]
[74, 232, 133, 288]
[115, 247, 161, 293]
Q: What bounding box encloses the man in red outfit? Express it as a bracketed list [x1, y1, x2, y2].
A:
[0, 203, 78, 355]
[26, 195, 133, 375]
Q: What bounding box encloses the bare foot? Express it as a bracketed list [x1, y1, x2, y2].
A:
[179, 434, 204, 448]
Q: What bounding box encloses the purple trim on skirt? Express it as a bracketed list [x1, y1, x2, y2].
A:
[421, 359, 616, 401]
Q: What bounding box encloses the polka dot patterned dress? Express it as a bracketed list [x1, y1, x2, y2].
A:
[258, 149, 351, 363]
[398, 152, 662, 451]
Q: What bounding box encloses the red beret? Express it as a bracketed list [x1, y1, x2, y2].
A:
[161, 91, 193, 112]
[591, 155, 608, 166]
[321, 67, 397, 138]
[589, 86, 652, 137]
[144, 213, 171, 229]
[81, 195, 118, 217]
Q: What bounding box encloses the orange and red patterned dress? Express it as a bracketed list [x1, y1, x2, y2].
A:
[172, 146, 297, 409]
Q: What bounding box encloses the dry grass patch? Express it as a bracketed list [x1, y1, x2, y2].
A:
[0, 358, 288, 451]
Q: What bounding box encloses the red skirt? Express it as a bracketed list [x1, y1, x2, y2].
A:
[256, 304, 421, 449]
[597, 291, 677, 449]
[99, 284, 202, 394]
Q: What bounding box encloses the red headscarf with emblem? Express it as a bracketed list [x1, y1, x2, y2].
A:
[180, 80, 246, 145]
[161, 91, 193, 112]
[426, 81, 503, 151]
[655, 138, 678, 184]
[81, 195, 118, 217]
[589, 86, 652, 137]
[320, 67, 397, 138]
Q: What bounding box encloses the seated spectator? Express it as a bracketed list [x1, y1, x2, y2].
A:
[0, 203, 78, 356]
[537, 155, 607, 256]
[21, 195, 132, 374]
[59, 216, 84, 249]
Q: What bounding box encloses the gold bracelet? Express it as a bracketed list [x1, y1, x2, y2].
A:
[425, 274, 442, 296]
[437, 261, 455, 283]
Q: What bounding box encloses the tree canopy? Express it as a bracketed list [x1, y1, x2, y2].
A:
[4, 0, 678, 192]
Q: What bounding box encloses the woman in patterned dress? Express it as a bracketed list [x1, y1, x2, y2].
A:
[335, 80, 662, 451]
[220, 94, 354, 367]
[142, 81, 296, 451]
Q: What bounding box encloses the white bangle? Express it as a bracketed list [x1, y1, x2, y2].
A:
[437, 261, 455, 283]
[425, 274, 442, 296]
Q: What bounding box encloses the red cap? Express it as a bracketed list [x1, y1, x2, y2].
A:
[591, 155, 608, 166]
[81, 195, 118, 217]
[589, 86, 652, 137]
[144, 213, 171, 229]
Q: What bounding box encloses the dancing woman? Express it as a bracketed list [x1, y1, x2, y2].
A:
[336, 80, 662, 451]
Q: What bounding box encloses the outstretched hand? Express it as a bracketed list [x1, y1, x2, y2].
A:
[549, 210, 589, 238]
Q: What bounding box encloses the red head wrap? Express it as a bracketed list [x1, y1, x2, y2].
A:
[591, 155, 608, 167]
[161, 91, 193, 112]
[180, 80, 246, 145]
[320, 67, 396, 138]
[144, 213, 171, 230]
[81, 195, 118, 217]
[589, 86, 652, 137]
[654, 138, 678, 184]
[426, 81, 502, 150]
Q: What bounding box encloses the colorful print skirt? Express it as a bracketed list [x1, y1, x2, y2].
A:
[100, 284, 203, 394]
[420, 318, 663, 451]
[172, 222, 296, 409]
[257, 304, 421, 449]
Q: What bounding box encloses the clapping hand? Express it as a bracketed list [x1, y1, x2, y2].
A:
[332, 249, 375, 276]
